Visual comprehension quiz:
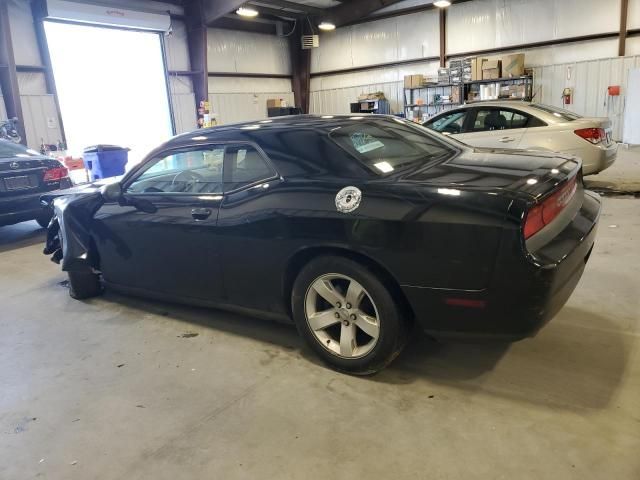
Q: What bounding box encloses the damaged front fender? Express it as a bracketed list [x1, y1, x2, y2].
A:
[42, 192, 105, 272]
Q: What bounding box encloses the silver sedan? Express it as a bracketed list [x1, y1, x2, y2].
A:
[423, 101, 617, 175]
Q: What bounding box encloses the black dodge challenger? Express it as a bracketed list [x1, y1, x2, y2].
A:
[43, 115, 600, 374]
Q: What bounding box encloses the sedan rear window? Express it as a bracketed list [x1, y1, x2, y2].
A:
[528, 104, 581, 121]
[0, 141, 41, 158]
[329, 120, 454, 174]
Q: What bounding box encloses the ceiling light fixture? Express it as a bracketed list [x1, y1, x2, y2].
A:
[236, 7, 258, 17]
[433, 0, 452, 7]
[318, 22, 336, 31]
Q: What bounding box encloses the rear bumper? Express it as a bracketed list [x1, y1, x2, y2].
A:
[581, 143, 617, 175]
[0, 179, 72, 226]
[403, 191, 601, 340]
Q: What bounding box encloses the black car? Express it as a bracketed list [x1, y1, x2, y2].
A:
[0, 140, 72, 227]
[42, 115, 600, 374]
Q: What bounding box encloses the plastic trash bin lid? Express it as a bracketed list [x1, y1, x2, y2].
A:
[83, 145, 130, 153]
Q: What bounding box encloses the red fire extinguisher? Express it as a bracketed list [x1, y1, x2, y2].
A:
[562, 87, 572, 105]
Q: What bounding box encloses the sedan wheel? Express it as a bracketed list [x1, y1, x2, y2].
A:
[305, 274, 380, 359]
[292, 255, 409, 374]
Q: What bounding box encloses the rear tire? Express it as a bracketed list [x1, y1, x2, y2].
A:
[291, 255, 408, 375]
[68, 271, 102, 300]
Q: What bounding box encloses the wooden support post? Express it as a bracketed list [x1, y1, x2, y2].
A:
[0, 0, 26, 144]
[289, 22, 311, 113]
[619, 0, 629, 56]
[439, 8, 446, 67]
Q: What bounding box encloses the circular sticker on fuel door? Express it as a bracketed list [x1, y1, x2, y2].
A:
[335, 186, 362, 213]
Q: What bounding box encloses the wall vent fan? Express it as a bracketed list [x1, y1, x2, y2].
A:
[301, 35, 319, 49]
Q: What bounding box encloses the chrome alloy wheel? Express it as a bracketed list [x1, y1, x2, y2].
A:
[304, 273, 380, 358]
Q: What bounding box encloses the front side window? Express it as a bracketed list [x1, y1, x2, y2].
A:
[427, 111, 467, 134]
[126, 146, 224, 194]
[223, 145, 275, 191]
[470, 109, 531, 132]
[329, 120, 455, 174]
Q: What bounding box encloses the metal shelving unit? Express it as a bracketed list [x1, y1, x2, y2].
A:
[350, 98, 391, 114]
[463, 75, 534, 102]
[403, 83, 463, 122]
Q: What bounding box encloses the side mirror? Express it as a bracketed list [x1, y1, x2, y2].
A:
[100, 182, 122, 203]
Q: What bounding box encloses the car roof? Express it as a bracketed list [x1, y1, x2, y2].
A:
[168, 114, 401, 146]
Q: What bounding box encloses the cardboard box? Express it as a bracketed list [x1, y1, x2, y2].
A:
[267, 98, 285, 108]
[470, 57, 487, 81]
[411, 74, 425, 88]
[404, 74, 424, 88]
[502, 53, 525, 78]
[482, 60, 501, 80]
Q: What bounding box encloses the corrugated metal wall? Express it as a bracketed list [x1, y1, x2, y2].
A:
[0, 95, 7, 119]
[532, 56, 640, 141]
[4, 0, 63, 149]
[206, 29, 293, 124]
[311, 9, 439, 74]
[208, 77, 293, 124]
[309, 0, 639, 141]
[166, 24, 295, 126]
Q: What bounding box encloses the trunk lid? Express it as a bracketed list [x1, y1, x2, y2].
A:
[0, 156, 66, 197]
[403, 147, 581, 200]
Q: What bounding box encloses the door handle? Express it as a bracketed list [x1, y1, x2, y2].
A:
[191, 208, 212, 221]
[499, 137, 515, 143]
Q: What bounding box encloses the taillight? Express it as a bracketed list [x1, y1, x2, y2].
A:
[523, 175, 578, 239]
[575, 128, 605, 144]
[43, 166, 69, 182]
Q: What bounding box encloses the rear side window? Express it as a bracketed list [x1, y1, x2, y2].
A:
[329, 120, 454, 174]
[223, 145, 275, 191]
[0, 140, 40, 158]
[470, 108, 532, 132]
[528, 104, 581, 121]
[427, 111, 467, 134]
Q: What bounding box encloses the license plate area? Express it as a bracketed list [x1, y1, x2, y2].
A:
[4, 175, 34, 191]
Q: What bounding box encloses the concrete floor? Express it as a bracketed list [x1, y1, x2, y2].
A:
[1, 151, 639, 480]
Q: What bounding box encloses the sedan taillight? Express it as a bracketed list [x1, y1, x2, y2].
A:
[524, 175, 578, 239]
[574, 127, 605, 145]
[43, 166, 69, 182]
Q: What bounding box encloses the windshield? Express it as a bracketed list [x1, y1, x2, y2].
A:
[529, 104, 581, 121]
[328, 119, 455, 174]
[0, 140, 41, 159]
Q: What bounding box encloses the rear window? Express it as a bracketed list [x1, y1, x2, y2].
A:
[0, 141, 41, 159]
[528, 104, 581, 121]
[328, 120, 455, 174]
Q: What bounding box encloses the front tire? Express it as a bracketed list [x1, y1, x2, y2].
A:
[291, 255, 408, 375]
[35, 210, 53, 228]
[68, 271, 102, 299]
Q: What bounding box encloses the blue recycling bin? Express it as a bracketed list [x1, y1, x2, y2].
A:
[83, 145, 129, 181]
